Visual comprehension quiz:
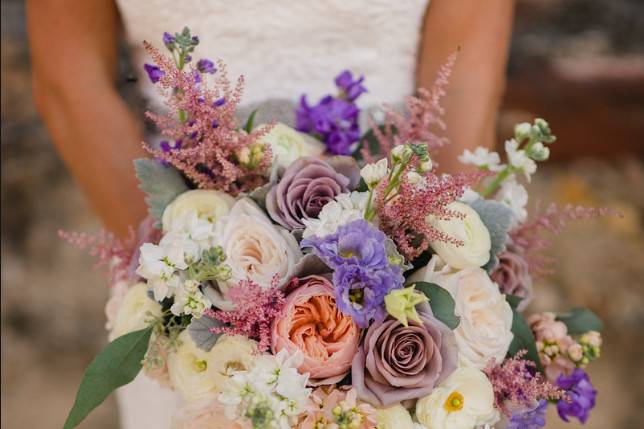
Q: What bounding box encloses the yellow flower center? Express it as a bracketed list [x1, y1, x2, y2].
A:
[444, 391, 464, 413]
[193, 359, 208, 373]
[340, 250, 356, 259]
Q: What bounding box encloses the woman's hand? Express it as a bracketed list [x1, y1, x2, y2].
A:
[418, 0, 515, 173]
[27, 0, 147, 238]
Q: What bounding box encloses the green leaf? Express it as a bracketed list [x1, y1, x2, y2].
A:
[134, 158, 189, 222]
[506, 294, 524, 310]
[507, 308, 543, 372]
[557, 308, 603, 335]
[243, 108, 259, 133]
[353, 125, 397, 161]
[63, 326, 153, 429]
[414, 282, 460, 329]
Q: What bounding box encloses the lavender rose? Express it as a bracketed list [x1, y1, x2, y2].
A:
[266, 156, 358, 230]
[351, 313, 458, 407]
[490, 242, 533, 311]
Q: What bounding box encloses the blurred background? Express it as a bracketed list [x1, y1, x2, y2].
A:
[1, 0, 643, 428]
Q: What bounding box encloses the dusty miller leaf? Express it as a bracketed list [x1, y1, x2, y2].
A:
[187, 315, 223, 351]
[134, 158, 189, 223]
[470, 198, 513, 272]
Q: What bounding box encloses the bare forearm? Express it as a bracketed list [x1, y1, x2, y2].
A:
[418, 0, 515, 172]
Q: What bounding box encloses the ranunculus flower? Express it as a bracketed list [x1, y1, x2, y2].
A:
[490, 242, 533, 311]
[351, 313, 458, 407]
[168, 332, 257, 402]
[426, 201, 491, 269]
[108, 282, 162, 341]
[162, 189, 235, 233]
[375, 404, 414, 429]
[272, 275, 360, 385]
[212, 199, 302, 310]
[266, 156, 358, 230]
[415, 367, 499, 429]
[409, 255, 514, 369]
[257, 122, 326, 170]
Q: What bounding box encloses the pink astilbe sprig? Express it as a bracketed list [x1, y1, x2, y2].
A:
[143, 42, 273, 194]
[205, 275, 286, 352]
[485, 350, 567, 416]
[362, 52, 456, 162]
[375, 169, 487, 260]
[58, 228, 136, 284]
[510, 203, 620, 277]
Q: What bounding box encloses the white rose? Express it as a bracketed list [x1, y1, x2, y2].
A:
[409, 255, 514, 369]
[212, 199, 302, 309]
[168, 332, 257, 403]
[416, 367, 499, 429]
[162, 189, 235, 233]
[360, 158, 388, 187]
[426, 201, 491, 269]
[258, 122, 326, 170]
[108, 283, 161, 341]
[376, 404, 414, 429]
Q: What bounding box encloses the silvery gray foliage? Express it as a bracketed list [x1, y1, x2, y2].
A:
[187, 313, 223, 351]
[134, 159, 188, 223]
[469, 198, 514, 273]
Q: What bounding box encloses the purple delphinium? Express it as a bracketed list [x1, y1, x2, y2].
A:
[301, 219, 403, 327]
[556, 369, 597, 424]
[508, 400, 548, 429]
[143, 63, 164, 83]
[197, 58, 217, 74]
[295, 70, 366, 155]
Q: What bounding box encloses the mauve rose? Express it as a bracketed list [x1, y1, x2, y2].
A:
[272, 275, 360, 386]
[490, 242, 533, 311]
[351, 313, 458, 407]
[266, 157, 357, 230]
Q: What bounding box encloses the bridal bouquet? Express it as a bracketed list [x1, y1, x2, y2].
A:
[63, 28, 610, 429]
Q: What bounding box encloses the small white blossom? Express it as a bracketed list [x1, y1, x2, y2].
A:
[505, 139, 537, 181]
[458, 147, 505, 172]
[302, 191, 368, 238]
[170, 279, 212, 317]
[495, 176, 529, 226]
[420, 158, 433, 172]
[360, 158, 388, 187]
[406, 171, 424, 185]
[514, 122, 532, 141]
[391, 144, 412, 161]
[527, 141, 550, 161]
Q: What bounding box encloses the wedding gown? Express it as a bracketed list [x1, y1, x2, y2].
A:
[114, 0, 430, 427]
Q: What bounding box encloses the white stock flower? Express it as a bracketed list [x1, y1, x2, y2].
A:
[495, 176, 529, 226]
[376, 404, 415, 429]
[426, 202, 491, 269]
[458, 147, 504, 172]
[505, 139, 537, 181]
[360, 158, 388, 187]
[258, 122, 326, 170]
[302, 191, 368, 238]
[168, 332, 257, 403]
[415, 367, 499, 429]
[212, 199, 302, 309]
[409, 255, 513, 369]
[108, 282, 161, 341]
[170, 279, 212, 318]
[406, 171, 424, 185]
[162, 189, 235, 233]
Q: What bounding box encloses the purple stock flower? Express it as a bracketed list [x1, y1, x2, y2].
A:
[143, 63, 164, 83]
[335, 70, 367, 102]
[509, 400, 548, 429]
[197, 58, 216, 74]
[213, 97, 226, 107]
[556, 369, 597, 423]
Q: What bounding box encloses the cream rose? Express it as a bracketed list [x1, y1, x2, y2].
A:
[168, 332, 257, 403]
[415, 367, 498, 429]
[212, 198, 302, 309]
[426, 201, 491, 269]
[409, 255, 513, 369]
[258, 122, 326, 170]
[162, 189, 235, 233]
[375, 404, 414, 429]
[108, 282, 162, 341]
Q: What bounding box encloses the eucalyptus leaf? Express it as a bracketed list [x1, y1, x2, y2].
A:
[243, 108, 259, 133]
[507, 308, 543, 372]
[506, 294, 524, 311]
[188, 315, 224, 351]
[414, 282, 460, 330]
[134, 159, 189, 222]
[470, 198, 513, 272]
[557, 308, 603, 335]
[63, 326, 153, 429]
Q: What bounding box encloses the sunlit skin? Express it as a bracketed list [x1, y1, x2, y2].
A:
[27, 0, 514, 239]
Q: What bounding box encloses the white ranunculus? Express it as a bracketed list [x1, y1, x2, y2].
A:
[426, 201, 491, 269]
[360, 158, 388, 187]
[212, 199, 302, 309]
[409, 255, 514, 369]
[301, 191, 368, 239]
[258, 122, 326, 170]
[415, 367, 499, 429]
[162, 189, 235, 233]
[376, 404, 414, 429]
[168, 332, 257, 403]
[108, 283, 161, 341]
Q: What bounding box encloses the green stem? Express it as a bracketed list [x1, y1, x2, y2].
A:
[480, 167, 512, 197]
[363, 189, 375, 221]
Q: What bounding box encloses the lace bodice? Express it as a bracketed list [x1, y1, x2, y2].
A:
[117, 0, 430, 111]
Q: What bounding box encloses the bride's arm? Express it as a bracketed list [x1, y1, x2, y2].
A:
[27, 0, 147, 238]
[417, 0, 515, 172]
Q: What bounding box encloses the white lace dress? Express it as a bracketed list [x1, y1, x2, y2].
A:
[114, 1, 429, 427]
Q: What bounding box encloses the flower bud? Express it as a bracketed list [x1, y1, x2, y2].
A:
[391, 144, 412, 162]
[514, 122, 532, 142]
[406, 171, 423, 185]
[360, 158, 388, 188]
[384, 285, 428, 327]
[527, 142, 550, 161]
[420, 158, 433, 172]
